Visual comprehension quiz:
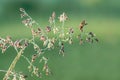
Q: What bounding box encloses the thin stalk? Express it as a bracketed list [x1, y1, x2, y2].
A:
[3, 47, 25, 80]
[62, 21, 65, 34]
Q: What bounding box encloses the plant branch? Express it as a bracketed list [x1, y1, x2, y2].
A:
[3, 47, 25, 80]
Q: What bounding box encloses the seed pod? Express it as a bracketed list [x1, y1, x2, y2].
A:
[23, 75, 28, 78]
[69, 38, 73, 44]
[86, 37, 91, 42]
[46, 68, 49, 75]
[24, 40, 29, 47]
[34, 45, 38, 50]
[43, 40, 48, 46]
[12, 74, 17, 80]
[14, 40, 22, 48]
[22, 18, 32, 27]
[49, 12, 56, 23]
[51, 38, 55, 44]
[20, 13, 27, 18]
[52, 12, 56, 19]
[2, 46, 7, 53]
[42, 56, 48, 61]
[53, 27, 58, 34]
[31, 29, 37, 36]
[40, 36, 46, 41]
[46, 26, 51, 32]
[28, 65, 32, 72]
[20, 8, 25, 12]
[79, 39, 83, 45]
[31, 54, 37, 62]
[22, 20, 29, 26]
[47, 41, 54, 49]
[32, 67, 39, 76]
[59, 43, 64, 56]
[49, 17, 52, 23]
[43, 64, 47, 71]
[69, 28, 74, 34]
[94, 38, 99, 42]
[37, 28, 41, 33]
[58, 12, 68, 22]
[6, 36, 11, 42]
[89, 32, 94, 37]
[37, 72, 42, 78]
[79, 20, 87, 32]
[0, 43, 3, 47]
[20, 74, 26, 80]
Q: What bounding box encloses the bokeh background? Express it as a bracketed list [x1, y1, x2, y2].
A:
[0, 0, 120, 80]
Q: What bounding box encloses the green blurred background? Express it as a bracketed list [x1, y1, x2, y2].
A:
[0, 0, 120, 80]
